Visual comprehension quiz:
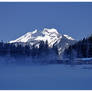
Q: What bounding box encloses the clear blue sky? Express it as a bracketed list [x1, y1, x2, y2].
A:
[0, 2, 92, 42]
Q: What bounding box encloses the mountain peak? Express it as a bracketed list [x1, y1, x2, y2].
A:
[32, 29, 38, 34]
[42, 28, 59, 34]
[9, 28, 75, 49]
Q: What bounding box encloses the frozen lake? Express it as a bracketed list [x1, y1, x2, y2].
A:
[0, 64, 92, 90]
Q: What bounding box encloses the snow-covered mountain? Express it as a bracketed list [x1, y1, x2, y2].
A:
[9, 28, 76, 54]
[53, 34, 75, 55]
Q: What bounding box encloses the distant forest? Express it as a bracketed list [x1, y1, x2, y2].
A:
[0, 40, 58, 58]
[64, 34, 92, 59]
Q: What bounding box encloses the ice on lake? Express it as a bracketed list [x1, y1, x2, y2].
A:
[0, 63, 92, 90]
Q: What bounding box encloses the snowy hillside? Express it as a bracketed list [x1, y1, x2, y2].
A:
[9, 28, 60, 47]
[10, 28, 76, 53]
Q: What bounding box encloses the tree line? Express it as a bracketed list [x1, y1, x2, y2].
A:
[0, 40, 58, 58]
[64, 34, 92, 59]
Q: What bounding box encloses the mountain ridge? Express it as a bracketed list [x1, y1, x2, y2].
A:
[9, 28, 76, 54]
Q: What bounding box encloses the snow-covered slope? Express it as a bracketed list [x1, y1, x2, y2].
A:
[10, 28, 61, 47]
[9, 28, 76, 54]
[53, 34, 76, 55]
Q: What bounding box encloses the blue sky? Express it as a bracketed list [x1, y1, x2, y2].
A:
[0, 2, 92, 42]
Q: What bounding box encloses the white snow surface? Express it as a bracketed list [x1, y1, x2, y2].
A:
[9, 28, 75, 47]
[64, 34, 74, 40]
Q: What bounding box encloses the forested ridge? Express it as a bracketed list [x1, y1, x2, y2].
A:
[64, 34, 92, 59]
[0, 40, 58, 58]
